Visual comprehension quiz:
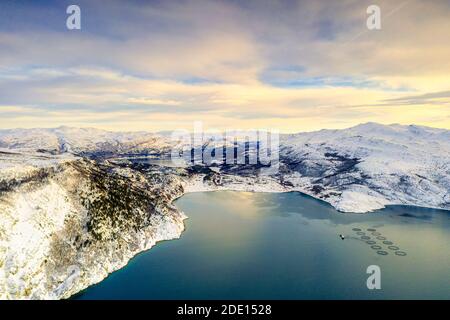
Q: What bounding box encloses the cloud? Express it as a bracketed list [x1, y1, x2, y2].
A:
[0, 0, 449, 131]
[382, 90, 450, 106]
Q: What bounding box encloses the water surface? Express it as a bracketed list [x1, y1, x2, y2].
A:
[75, 191, 450, 299]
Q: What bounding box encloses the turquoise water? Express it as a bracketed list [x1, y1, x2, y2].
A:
[75, 191, 450, 299]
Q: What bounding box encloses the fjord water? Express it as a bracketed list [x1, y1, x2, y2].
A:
[75, 191, 450, 299]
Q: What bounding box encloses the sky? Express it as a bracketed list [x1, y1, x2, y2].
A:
[0, 0, 449, 132]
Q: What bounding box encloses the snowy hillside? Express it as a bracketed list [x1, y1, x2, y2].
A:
[0, 152, 186, 299]
[168, 122, 450, 213]
[277, 123, 450, 212]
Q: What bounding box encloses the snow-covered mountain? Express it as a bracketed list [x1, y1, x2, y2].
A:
[276, 123, 450, 212]
[0, 126, 172, 155]
[184, 122, 450, 212]
[0, 122, 449, 299]
[1, 122, 449, 213]
[0, 152, 186, 299]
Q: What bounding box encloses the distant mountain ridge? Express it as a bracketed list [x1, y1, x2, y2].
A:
[0, 126, 173, 154]
[1, 122, 449, 155]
